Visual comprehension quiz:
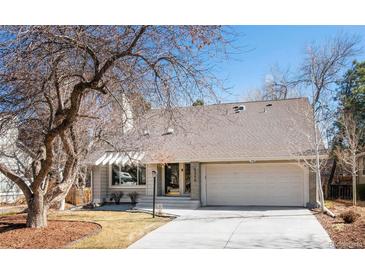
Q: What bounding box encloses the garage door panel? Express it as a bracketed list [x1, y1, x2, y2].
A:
[205, 164, 304, 206]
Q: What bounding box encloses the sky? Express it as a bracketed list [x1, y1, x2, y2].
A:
[216, 25, 365, 103]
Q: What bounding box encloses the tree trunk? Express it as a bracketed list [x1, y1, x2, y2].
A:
[316, 168, 325, 210]
[328, 159, 337, 185]
[26, 193, 48, 228]
[59, 198, 65, 211]
[352, 174, 357, 206]
[351, 153, 357, 206]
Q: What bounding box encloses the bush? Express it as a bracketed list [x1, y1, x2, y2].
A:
[127, 191, 139, 205]
[340, 210, 360, 224]
[110, 192, 124, 205]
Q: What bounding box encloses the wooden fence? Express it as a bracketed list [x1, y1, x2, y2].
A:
[65, 186, 92, 206]
[328, 184, 352, 200]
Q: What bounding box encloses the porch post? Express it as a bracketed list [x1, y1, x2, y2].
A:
[179, 163, 185, 195]
[190, 162, 201, 200]
[157, 164, 163, 196]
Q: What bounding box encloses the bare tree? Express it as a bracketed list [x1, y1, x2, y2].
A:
[245, 65, 300, 101]
[286, 100, 331, 214]
[0, 118, 30, 203]
[0, 26, 230, 227]
[290, 35, 359, 216]
[263, 66, 299, 100]
[334, 112, 364, 206]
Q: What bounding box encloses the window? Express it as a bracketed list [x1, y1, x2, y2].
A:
[111, 164, 146, 186]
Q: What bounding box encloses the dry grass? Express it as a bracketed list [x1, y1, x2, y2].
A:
[49, 210, 171, 248]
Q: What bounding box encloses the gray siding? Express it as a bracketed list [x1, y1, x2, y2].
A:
[308, 170, 317, 208]
[146, 164, 157, 196]
[92, 165, 108, 203]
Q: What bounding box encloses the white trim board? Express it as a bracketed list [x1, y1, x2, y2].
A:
[143, 155, 328, 165]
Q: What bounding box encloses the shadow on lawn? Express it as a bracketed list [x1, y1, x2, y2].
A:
[0, 221, 26, 233]
[0, 214, 27, 233]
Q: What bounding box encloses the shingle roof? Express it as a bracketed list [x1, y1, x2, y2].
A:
[137, 97, 317, 163]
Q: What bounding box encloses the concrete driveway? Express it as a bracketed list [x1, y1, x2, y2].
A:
[129, 207, 334, 249]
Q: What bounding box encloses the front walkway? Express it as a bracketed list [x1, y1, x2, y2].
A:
[129, 207, 334, 249]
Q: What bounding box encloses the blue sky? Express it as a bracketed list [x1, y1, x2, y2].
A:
[216, 26, 365, 102]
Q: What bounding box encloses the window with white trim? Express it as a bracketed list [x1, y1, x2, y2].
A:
[111, 164, 146, 186]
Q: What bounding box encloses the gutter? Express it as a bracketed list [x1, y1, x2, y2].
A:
[142, 155, 329, 165]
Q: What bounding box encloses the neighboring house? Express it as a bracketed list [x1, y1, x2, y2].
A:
[357, 152, 365, 187]
[0, 176, 22, 203]
[0, 126, 24, 203]
[87, 97, 319, 208]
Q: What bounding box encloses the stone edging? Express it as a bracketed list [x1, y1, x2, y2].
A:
[50, 220, 103, 249]
[127, 208, 177, 219]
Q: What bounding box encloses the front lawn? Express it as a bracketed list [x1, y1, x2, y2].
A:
[315, 200, 365, 249]
[50, 210, 171, 248]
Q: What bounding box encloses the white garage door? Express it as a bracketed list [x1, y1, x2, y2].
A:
[204, 163, 304, 206]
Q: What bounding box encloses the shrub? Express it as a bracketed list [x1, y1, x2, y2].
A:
[340, 210, 360, 224]
[127, 191, 139, 205]
[110, 192, 124, 205]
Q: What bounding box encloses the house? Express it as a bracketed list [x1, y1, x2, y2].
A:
[356, 152, 365, 200]
[357, 152, 365, 185]
[0, 125, 24, 203]
[87, 97, 319, 208]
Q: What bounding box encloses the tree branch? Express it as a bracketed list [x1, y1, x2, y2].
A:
[0, 163, 32, 202]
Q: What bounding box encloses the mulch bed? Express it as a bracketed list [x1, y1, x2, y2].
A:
[0, 214, 101, 248]
[315, 201, 365, 249]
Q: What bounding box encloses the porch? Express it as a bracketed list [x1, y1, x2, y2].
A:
[136, 196, 201, 210]
[146, 162, 201, 200]
[91, 151, 201, 204]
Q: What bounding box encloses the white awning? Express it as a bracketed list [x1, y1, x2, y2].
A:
[94, 151, 145, 166]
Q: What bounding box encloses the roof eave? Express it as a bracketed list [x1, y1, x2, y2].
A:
[142, 154, 328, 164]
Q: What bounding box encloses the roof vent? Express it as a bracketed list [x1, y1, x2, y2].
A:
[263, 103, 272, 113]
[233, 105, 245, 113]
[162, 127, 174, 136]
[143, 129, 150, 136]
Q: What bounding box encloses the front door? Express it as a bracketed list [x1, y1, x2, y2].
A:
[165, 163, 179, 196]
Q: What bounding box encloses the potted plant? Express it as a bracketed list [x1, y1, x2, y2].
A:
[110, 192, 124, 205]
[128, 191, 139, 206]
